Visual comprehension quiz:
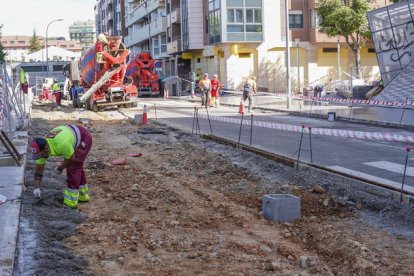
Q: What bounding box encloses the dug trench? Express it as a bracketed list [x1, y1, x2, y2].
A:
[16, 106, 414, 275]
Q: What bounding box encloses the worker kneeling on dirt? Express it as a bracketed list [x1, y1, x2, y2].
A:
[31, 125, 93, 208]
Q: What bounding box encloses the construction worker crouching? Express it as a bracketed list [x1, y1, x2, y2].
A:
[31, 125, 93, 209]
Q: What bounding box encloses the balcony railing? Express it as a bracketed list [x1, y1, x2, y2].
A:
[125, 0, 166, 28]
[171, 7, 180, 24]
[167, 37, 182, 53]
[124, 17, 167, 47]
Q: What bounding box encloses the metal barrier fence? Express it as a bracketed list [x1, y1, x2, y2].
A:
[0, 63, 29, 134]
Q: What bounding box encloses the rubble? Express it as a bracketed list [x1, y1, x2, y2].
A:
[14, 105, 414, 274]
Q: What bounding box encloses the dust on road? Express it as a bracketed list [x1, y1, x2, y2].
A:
[17, 104, 414, 275]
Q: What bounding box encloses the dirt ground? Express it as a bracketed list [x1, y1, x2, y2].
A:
[17, 103, 414, 275]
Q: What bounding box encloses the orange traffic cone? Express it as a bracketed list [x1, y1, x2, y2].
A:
[239, 99, 245, 114]
[142, 105, 148, 125]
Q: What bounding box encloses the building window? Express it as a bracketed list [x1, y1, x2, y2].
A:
[208, 0, 221, 44]
[153, 38, 160, 55]
[228, 9, 243, 23]
[161, 35, 167, 53]
[228, 25, 244, 32]
[322, 48, 338, 53]
[289, 10, 303, 29]
[246, 9, 261, 23]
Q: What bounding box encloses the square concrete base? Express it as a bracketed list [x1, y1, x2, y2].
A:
[262, 194, 301, 222]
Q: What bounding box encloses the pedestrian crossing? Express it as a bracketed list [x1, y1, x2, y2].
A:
[328, 160, 414, 193]
[364, 161, 414, 178]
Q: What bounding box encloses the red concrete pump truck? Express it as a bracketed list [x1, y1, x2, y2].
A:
[125, 52, 160, 97]
[65, 34, 138, 111]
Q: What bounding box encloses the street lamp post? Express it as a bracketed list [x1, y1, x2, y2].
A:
[45, 18, 63, 77]
[337, 35, 341, 80]
[285, 0, 291, 108]
[295, 38, 300, 93]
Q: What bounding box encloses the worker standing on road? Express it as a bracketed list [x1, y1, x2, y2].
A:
[41, 79, 51, 101]
[198, 73, 211, 108]
[243, 76, 257, 113]
[52, 79, 62, 110]
[31, 125, 93, 209]
[210, 74, 222, 107]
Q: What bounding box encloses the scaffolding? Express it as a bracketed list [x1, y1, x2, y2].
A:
[0, 63, 28, 135]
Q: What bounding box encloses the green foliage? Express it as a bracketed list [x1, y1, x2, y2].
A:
[0, 43, 6, 63]
[316, 0, 371, 44]
[0, 24, 6, 63]
[28, 29, 42, 54]
[316, 0, 374, 77]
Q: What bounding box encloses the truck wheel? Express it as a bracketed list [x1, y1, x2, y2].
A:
[91, 101, 98, 112]
[72, 95, 79, 108]
[85, 99, 97, 111]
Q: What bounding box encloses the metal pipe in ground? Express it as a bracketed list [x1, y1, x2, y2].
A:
[296, 125, 305, 170]
[238, 113, 244, 148]
[400, 147, 410, 202]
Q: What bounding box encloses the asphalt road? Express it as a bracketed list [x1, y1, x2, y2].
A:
[122, 98, 414, 192]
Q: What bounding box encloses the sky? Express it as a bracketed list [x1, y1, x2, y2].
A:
[0, 0, 96, 39]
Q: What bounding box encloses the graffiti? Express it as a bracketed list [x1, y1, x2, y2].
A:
[377, 20, 414, 63]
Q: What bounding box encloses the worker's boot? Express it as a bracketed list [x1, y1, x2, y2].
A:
[63, 187, 79, 209]
[79, 184, 90, 203]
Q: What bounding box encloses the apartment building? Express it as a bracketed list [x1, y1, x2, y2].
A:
[69, 20, 96, 52]
[119, 0, 391, 91]
[95, 0, 126, 37]
[1, 35, 82, 62]
[124, 0, 168, 60]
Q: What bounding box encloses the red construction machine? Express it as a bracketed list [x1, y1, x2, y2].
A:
[125, 52, 160, 97]
[75, 35, 138, 111]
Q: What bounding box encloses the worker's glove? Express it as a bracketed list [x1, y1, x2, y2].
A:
[56, 166, 64, 174]
[33, 188, 41, 198]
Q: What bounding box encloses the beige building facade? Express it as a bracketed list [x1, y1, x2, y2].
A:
[121, 0, 391, 92]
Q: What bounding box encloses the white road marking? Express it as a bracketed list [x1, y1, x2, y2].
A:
[364, 161, 414, 177]
[328, 166, 414, 193]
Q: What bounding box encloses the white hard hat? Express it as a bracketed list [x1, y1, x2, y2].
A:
[98, 33, 108, 44]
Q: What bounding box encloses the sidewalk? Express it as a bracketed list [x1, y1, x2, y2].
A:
[0, 132, 28, 275]
[181, 93, 414, 129]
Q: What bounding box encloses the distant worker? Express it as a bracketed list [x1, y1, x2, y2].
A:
[41, 79, 51, 101]
[52, 79, 62, 110]
[31, 125, 93, 209]
[210, 74, 222, 107]
[313, 83, 325, 98]
[198, 73, 211, 108]
[243, 76, 257, 113]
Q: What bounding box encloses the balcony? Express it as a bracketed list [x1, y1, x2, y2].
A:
[167, 37, 182, 53]
[125, 0, 166, 28]
[171, 7, 180, 24]
[124, 17, 167, 47]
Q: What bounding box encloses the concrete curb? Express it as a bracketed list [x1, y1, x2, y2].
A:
[0, 131, 28, 275]
[179, 97, 414, 131]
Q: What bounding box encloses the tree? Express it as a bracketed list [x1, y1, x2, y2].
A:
[28, 29, 42, 54]
[0, 24, 7, 63]
[316, 0, 372, 78]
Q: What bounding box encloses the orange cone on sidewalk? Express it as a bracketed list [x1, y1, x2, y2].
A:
[142, 105, 148, 125]
[239, 99, 245, 114]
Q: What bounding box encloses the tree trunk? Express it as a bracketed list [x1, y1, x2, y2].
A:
[354, 47, 361, 79]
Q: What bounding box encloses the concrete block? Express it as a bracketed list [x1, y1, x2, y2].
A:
[262, 194, 301, 222]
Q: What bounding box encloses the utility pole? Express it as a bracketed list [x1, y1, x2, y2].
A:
[285, 0, 291, 108]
